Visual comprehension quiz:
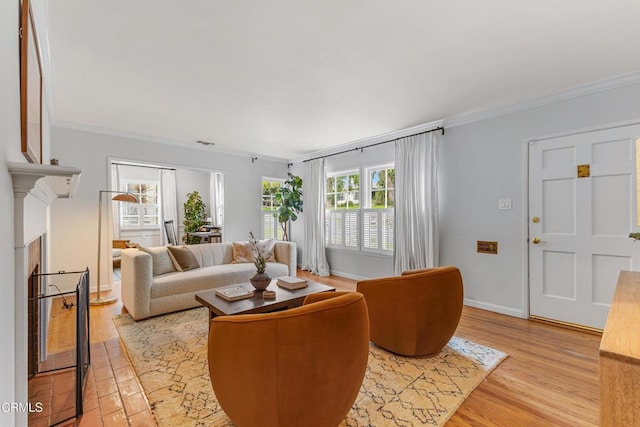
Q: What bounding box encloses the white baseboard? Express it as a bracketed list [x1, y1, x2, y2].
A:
[329, 270, 370, 282]
[463, 298, 526, 319]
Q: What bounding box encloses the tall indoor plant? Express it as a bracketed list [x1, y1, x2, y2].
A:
[183, 191, 207, 244]
[274, 173, 303, 241]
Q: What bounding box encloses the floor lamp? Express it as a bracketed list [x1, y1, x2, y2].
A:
[91, 190, 138, 306]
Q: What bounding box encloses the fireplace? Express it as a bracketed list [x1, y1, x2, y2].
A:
[29, 268, 90, 425]
[27, 237, 42, 378]
[9, 161, 82, 427]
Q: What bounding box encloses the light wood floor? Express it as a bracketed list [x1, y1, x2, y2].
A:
[42, 269, 601, 426]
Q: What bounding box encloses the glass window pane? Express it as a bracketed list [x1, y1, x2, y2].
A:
[327, 177, 335, 192]
[326, 194, 335, 209]
[387, 189, 394, 207]
[349, 191, 359, 209]
[371, 190, 385, 208]
[387, 169, 395, 188]
[349, 174, 359, 190]
[338, 176, 347, 192]
[370, 170, 381, 189]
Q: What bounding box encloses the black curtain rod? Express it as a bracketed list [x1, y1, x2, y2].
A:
[112, 162, 176, 171]
[302, 126, 444, 163]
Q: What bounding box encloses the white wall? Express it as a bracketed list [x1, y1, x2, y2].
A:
[0, 0, 19, 421]
[50, 127, 288, 290]
[1, 0, 55, 422]
[440, 82, 640, 317]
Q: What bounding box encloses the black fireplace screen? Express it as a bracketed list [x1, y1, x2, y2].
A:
[30, 268, 90, 425]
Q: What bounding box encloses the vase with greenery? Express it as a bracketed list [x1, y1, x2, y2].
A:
[274, 173, 303, 241]
[183, 191, 207, 244]
[249, 231, 270, 291]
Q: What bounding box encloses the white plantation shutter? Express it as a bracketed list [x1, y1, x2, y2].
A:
[363, 209, 393, 253]
[262, 211, 283, 240]
[363, 210, 378, 250]
[381, 210, 394, 251]
[327, 210, 359, 248]
[330, 211, 343, 246]
[344, 211, 359, 248]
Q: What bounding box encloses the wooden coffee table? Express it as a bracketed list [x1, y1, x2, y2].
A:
[195, 280, 336, 320]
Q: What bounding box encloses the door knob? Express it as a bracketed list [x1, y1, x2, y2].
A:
[532, 216, 540, 223]
[532, 237, 541, 244]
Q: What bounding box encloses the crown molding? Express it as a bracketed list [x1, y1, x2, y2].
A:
[444, 70, 640, 128]
[54, 120, 290, 164]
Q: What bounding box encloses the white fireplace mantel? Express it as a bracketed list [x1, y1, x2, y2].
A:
[8, 161, 82, 204]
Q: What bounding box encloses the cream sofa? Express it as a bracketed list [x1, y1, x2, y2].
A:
[121, 241, 296, 320]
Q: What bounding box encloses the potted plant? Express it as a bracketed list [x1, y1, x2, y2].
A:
[274, 173, 303, 241]
[183, 191, 207, 244]
[249, 231, 270, 291]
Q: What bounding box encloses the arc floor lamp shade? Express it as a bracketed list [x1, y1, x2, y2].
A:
[91, 190, 138, 306]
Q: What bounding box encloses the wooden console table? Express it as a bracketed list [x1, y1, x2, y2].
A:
[599, 270, 640, 426]
[186, 231, 222, 243]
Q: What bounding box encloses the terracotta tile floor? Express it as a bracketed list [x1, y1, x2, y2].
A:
[28, 270, 157, 426]
[29, 339, 155, 426]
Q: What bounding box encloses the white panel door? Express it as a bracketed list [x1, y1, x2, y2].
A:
[529, 124, 640, 330]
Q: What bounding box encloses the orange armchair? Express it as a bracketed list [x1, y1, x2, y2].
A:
[357, 266, 463, 357]
[208, 292, 369, 427]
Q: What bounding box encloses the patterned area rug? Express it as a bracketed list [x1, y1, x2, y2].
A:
[114, 308, 507, 426]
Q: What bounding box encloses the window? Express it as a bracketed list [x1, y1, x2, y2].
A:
[324, 165, 394, 254]
[262, 178, 284, 239]
[363, 166, 394, 252]
[325, 171, 360, 249]
[120, 181, 159, 228]
[326, 172, 360, 209]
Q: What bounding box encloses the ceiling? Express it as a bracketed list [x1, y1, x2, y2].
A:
[46, 0, 640, 159]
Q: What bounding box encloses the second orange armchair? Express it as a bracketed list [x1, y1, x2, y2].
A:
[357, 266, 464, 357]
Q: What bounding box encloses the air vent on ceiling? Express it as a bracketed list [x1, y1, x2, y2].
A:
[196, 140, 215, 146]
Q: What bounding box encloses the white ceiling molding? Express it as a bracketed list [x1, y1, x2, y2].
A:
[55, 120, 290, 164]
[444, 70, 640, 129]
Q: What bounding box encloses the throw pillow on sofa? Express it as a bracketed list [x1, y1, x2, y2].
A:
[232, 242, 253, 263]
[138, 246, 176, 276]
[257, 239, 277, 262]
[232, 239, 277, 263]
[167, 246, 200, 271]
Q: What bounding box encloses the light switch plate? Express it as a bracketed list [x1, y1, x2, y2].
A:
[498, 199, 512, 210]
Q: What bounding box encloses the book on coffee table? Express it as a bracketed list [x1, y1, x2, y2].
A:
[215, 285, 254, 301]
[277, 276, 308, 290]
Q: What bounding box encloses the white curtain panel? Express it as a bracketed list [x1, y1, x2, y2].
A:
[160, 169, 178, 245]
[210, 172, 225, 228]
[302, 158, 331, 276]
[393, 132, 439, 275]
[110, 163, 121, 240]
